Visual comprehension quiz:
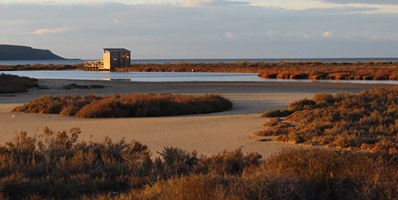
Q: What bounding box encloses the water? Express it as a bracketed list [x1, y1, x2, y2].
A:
[1, 70, 398, 84]
[1, 71, 262, 82]
[1, 58, 398, 66]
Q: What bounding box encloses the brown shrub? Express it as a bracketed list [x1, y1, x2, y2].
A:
[0, 129, 261, 199]
[261, 109, 294, 118]
[256, 88, 398, 152]
[13, 94, 233, 118]
[116, 148, 398, 200]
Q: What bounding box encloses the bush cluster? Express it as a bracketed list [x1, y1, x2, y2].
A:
[258, 61, 398, 80]
[61, 83, 104, 90]
[0, 128, 261, 199]
[3, 128, 396, 199]
[13, 94, 233, 118]
[0, 74, 38, 93]
[124, 148, 398, 200]
[256, 88, 398, 153]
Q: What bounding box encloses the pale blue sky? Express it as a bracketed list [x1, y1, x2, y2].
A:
[1, 0, 397, 59]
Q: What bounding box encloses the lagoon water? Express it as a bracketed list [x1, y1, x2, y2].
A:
[1, 70, 266, 82]
[2, 70, 398, 84]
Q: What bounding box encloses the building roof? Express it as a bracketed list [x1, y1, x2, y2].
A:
[103, 48, 131, 52]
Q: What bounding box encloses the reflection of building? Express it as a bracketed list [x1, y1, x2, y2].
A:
[103, 48, 131, 71]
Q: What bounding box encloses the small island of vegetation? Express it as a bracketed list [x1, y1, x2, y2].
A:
[13, 93, 233, 118]
[0, 74, 38, 94]
[256, 88, 398, 154]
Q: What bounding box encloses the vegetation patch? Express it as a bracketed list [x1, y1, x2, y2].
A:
[0, 74, 38, 93]
[61, 83, 104, 90]
[0, 64, 81, 71]
[0, 128, 261, 199]
[126, 148, 398, 200]
[257, 61, 398, 80]
[13, 93, 233, 118]
[111, 61, 398, 81]
[0, 129, 396, 199]
[256, 88, 398, 153]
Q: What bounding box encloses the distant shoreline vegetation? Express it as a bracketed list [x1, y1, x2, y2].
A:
[2, 61, 398, 81]
[13, 94, 233, 118]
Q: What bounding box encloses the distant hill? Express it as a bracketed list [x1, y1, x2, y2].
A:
[0, 44, 65, 60]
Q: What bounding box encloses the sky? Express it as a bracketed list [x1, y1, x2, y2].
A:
[0, 0, 397, 59]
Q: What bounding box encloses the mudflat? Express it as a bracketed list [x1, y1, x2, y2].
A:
[0, 79, 394, 157]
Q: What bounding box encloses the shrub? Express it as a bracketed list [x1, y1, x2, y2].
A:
[257, 61, 398, 81]
[116, 148, 398, 200]
[0, 129, 261, 199]
[261, 109, 294, 118]
[13, 94, 233, 118]
[256, 88, 398, 152]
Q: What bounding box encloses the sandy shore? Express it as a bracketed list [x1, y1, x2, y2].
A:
[0, 79, 395, 157]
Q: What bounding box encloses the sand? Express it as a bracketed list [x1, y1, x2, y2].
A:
[0, 79, 395, 157]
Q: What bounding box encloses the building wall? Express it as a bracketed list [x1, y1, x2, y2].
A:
[103, 52, 111, 70]
[103, 50, 130, 71]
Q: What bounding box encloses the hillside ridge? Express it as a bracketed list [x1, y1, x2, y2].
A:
[0, 44, 64, 60]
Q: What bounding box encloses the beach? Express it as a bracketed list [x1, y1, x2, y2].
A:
[0, 79, 394, 157]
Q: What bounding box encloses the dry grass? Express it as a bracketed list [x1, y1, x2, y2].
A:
[0, 128, 261, 199]
[1, 128, 396, 199]
[104, 149, 398, 200]
[256, 88, 398, 153]
[257, 61, 398, 80]
[0, 74, 38, 94]
[13, 94, 233, 118]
